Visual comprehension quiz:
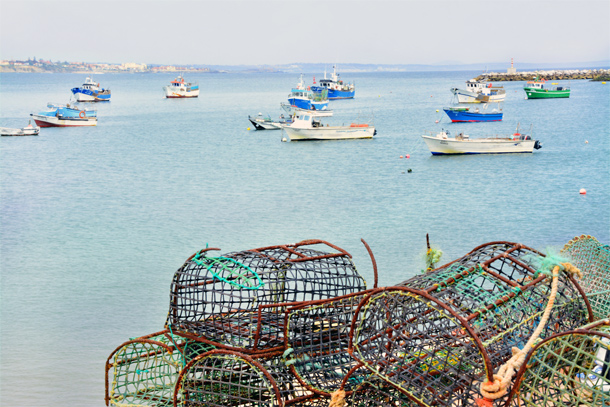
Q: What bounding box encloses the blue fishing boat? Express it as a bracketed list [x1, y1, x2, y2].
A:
[443, 104, 503, 122]
[318, 66, 355, 99]
[287, 75, 329, 111]
[71, 77, 111, 102]
[31, 103, 98, 127]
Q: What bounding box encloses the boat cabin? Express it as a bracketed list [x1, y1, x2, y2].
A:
[290, 114, 323, 129]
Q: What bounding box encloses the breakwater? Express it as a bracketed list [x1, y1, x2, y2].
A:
[475, 68, 610, 82]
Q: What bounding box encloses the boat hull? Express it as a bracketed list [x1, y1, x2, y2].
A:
[163, 86, 199, 98]
[248, 117, 281, 130]
[422, 135, 536, 154]
[443, 108, 503, 122]
[284, 126, 375, 141]
[328, 89, 355, 99]
[71, 89, 111, 102]
[31, 114, 97, 127]
[1, 127, 40, 136]
[524, 88, 570, 99]
[287, 98, 329, 111]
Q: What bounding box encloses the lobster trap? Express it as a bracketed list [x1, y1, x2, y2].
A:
[506, 319, 610, 406]
[167, 240, 371, 353]
[348, 241, 593, 407]
[561, 235, 610, 320]
[105, 330, 216, 407]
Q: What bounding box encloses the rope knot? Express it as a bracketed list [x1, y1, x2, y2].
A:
[479, 374, 508, 400]
[560, 262, 582, 279]
[328, 389, 346, 407]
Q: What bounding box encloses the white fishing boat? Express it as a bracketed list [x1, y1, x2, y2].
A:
[422, 127, 541, 155]
[451, 78, 506, 103]
[71, 77, 111, 102]
[1, 121, 40, 136]
[163, 76, 199, 98]
[283, 113, 375, 141]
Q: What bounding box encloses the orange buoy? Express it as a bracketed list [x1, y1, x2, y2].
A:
[399, 155, 404, 159]
[579, 188, 587, 195]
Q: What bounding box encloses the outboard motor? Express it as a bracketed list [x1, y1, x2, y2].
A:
[534, 140, 542, 149]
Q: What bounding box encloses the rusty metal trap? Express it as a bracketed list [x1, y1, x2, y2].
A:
[105, 236, 609, 407]
[167, 239, 373, 353]
[348, 241, 594, 407]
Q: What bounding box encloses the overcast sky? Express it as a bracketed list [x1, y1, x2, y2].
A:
[1, 0, 609, 66]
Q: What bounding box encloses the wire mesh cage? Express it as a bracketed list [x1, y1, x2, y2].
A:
[105, 330, 216, 407]
[561, 235, 610, 319]
[168, 240, 369, 353]
[348, 241, 593, 407]
[284, 290, 376, 396]
[174, 349, 316, 407]
[506, 320, 610, 406]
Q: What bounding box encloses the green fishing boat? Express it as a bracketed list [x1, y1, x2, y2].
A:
[524, 76, 570, 99]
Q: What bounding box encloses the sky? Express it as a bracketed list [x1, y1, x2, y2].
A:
[1, 0, 609, 66]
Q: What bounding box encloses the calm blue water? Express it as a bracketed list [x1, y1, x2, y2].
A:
[1, 71, 609, 406]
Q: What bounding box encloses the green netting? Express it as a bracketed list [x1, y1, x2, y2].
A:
[106, 331, 215, 407]
[561, 235, 610, 319]
[508, 321, 610, 406]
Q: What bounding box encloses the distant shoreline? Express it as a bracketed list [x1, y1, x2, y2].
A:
[2, 65, 609, 80]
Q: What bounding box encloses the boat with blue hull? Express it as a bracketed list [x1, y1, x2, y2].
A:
[71, 77, 111, 102]
[31, 103, 98, 127]
[318, 66, 355, 99]
[443, 104, 503, 122]
[287, 75, 329, 111]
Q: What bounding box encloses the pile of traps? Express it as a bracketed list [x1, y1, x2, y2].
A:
[106, 235, 609, 407]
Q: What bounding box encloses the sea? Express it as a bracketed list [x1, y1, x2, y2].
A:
[1, 71, 609, 406]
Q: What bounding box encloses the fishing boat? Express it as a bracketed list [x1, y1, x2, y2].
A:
[524, 76, 570, 99]
[30, 103, 97, 127]
[1, 121, 40, 136]
[422, 127, 541, 155]
[283, 113, 375, 141]
[443, 103, 503, 122]
[248, 113, 283, 130]
[317, 66, 355, 99]
[71, 77, 111, 102]
[451, 78, 505, 103]
[287, 75, 329, 111]
[163, 76, 199, 98]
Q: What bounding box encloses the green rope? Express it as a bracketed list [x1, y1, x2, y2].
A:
[192, 252, 264, 290]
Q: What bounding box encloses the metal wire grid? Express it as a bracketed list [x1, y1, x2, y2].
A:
[284, 290, 377, 395]
[349, 242, 591, 407]
[562, 235, 610, 319]
[506, 321, 610, 406]
[351, 288, 489, 407]
[175, 349, 317, 407]
[105, 330, 215, 407]
[168, 241, 368, 353]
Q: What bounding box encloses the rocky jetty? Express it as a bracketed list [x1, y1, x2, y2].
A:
[475, 68, 610, 82]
